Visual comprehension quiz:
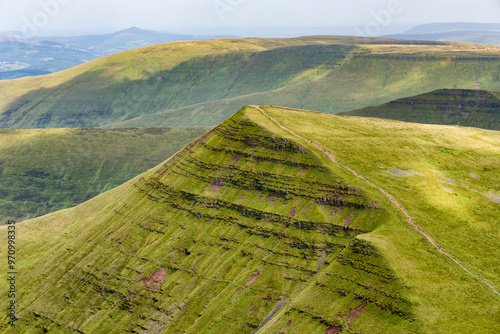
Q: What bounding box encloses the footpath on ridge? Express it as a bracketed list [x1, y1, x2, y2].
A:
[250, 105, 499, 297]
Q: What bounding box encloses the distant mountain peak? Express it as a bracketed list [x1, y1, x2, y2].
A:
[119, 27, 147, 34]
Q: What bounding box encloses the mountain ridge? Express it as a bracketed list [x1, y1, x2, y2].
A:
[2, 36, 500, 129]
[1, 105, 498, 333]
[0, 27, 230, 80]
[339, 88, 500, 130]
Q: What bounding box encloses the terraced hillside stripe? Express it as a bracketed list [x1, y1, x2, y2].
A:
[251, 105, 499, 297]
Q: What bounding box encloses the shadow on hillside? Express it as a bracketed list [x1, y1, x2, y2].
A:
[0, 44, 355, 128]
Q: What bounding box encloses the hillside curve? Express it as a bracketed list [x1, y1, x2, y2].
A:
[250, 105, 499, 297]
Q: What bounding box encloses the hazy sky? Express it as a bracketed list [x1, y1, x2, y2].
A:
[0, 0, 499, 36]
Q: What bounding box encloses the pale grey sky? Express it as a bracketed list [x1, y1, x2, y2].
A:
[0, 0, 499, 36]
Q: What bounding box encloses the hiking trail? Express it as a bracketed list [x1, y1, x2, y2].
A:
[250, 105, 498, 296]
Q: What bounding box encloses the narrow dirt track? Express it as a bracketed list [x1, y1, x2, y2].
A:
[250, 105, 498, 296]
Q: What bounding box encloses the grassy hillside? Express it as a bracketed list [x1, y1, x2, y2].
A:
[103, 42, 500, 128]
[0, 127, 209, 223]
[1, 106, 498, 333]
[0, 28, 230, 80]
[2, 36, 500, 129]
[0, 37, 353, 128]
[339, 89, 500, 130]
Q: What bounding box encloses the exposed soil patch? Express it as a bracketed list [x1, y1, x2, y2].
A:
[149, 268, 166, 283]
[343, 209, 356, 228]
[347, 301, 367, 326]
[325, 326, 342, 334]
[179, 302, 190, 316]
[210, 184, 222, 190]
[246, 271, 261, 284]
[302, 203, 312, 213]
[133, 272, 141, 280]
[231, 156, 241, 163]
[249, 307, 254, 313]
[140, 268, 166, 289]
[289, 206, 296, 217]
[191, 258, 201, 272]
[298, 168, 306, 175]
[286, 319, 292, 327]
[266, 195, 277, 202]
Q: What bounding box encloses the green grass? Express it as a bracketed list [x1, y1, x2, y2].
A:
[0, 38, 354, 128]
[0, 127, 210, 223]
[2, 37, 500, 129]
[105, 42, 500, 128]
[0, 106, 498, 333]
[262, 105, 500, 333]
[340, 88, 500, 130]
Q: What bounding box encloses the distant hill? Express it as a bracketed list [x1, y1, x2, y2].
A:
[0, 35, 95, 80]
[1, 36, 500, 129]
[30, 27, 229, 57]
[405, 23, 500, 33]
[0, 28, 229, 79]
[384, 22, 500, 45]
[339, 89, 500, 130]
[1, 106, 498, 333]
[0, 127, 209, 223]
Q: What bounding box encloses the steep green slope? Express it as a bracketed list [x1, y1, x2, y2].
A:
[105, 42, 500, 128]
[264, 105, 500, 287]
[0, 127, 209, 223]
[1, 106, 498, 334]
[339, 89, 500, 130]
[2, 37, 500, 129]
